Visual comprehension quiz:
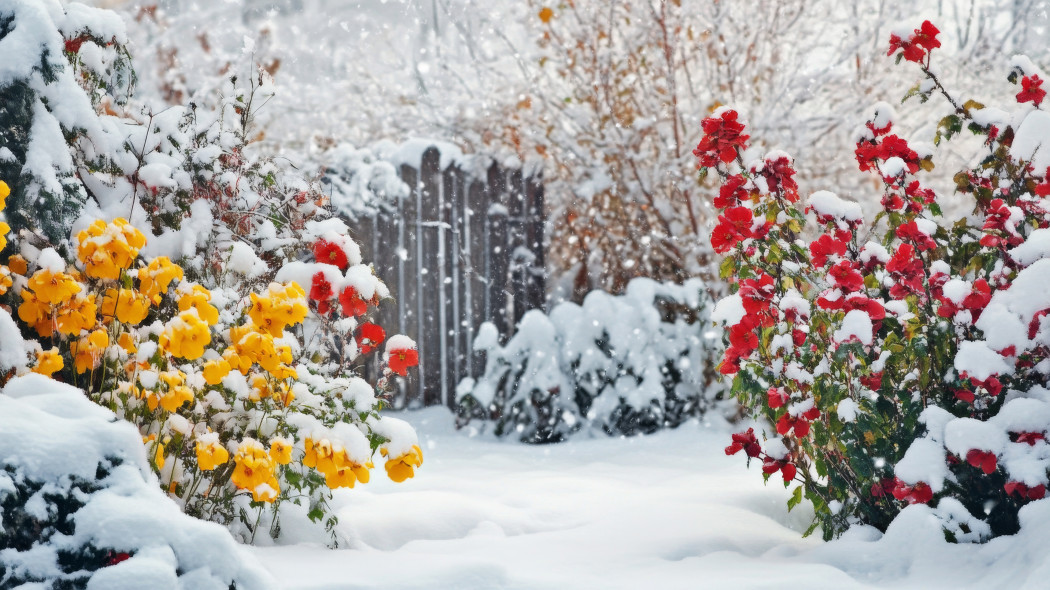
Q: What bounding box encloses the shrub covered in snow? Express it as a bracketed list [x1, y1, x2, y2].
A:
[708, 21, 1050, 540]
[0, 1, 424, 547]
[0, 313, 276, 589]
[456, 278, 724, 442]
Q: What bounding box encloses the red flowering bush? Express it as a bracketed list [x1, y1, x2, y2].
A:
[707, 22, 1050, 540]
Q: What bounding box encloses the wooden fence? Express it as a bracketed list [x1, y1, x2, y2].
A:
[350, 147, 545, 408]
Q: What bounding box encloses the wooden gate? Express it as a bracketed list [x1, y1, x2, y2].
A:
[349, 146, 545, 408]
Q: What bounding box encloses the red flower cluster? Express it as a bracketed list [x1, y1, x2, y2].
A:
[711, 207, 754, 254]
[890, 478, 933, 504]
[935, 279, 991, 322]
[1017, 74, 1046, 108]
[809, 234, 848, 268]
[310, 272, 336, 314]
[340, 286, 368, 317]
[724, 428, 761, 457]
[887, 21, 940, 63]
[776, 406, 820, 438]
[895, 220, 936, 251]
[855, 134, 920, 177]
[753, 155, 799, 203]
[694, 109, 749, 168]
[715, 174, 751, 208]
[1004, 481, 1047, 500]
[885, 244, 924, 300]
[1013, 431, 1046, 446]
[980, 199, 1022, 248]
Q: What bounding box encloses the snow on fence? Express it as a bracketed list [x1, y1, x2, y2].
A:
[342, 145, 545, 409]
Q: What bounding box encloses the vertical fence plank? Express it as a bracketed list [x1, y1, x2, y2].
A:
[486, 163, 510, 337]
[443, 166, 465, 408]
[398, 164, 420, 408]
[525, 175, 546, 311]
[466, 177, 487, 378]
[507, 168, 529, 328]
[418, 147, 443, 408]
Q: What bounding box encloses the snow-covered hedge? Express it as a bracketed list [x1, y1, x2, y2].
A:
[0, 316, 274, 590]
[456, 278, 724, 442]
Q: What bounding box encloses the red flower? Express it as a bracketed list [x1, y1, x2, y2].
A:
[725, 428, 762, 458]
[65, 34, 91, 54]
[761, 457, 797, 482]
[715, 175, 750, 209]
[809, 234, 848, 267]
[776, 413, 811, 438]
[891, 479, 933, 504]
[860, 372, 883, 391]
[694, 109, 750, 168]
[339, 286, 368, 317]
[728, 323, 759, 353]
[104, 551, 131, 566]
[1013, 431, 1046, 446]
[828, 260, 864, 293]
[711, 206, 754, 253]
[756, 155, 799, 202]
[887, 21, 939, 63]
[314, 239, 350, 270]
[966, 449, 998, 475]
[356, 322, 386, 354]
[954, 389, 975, 404]
[896, 220, 937, 251]
[738, 273, 775, 317]
[767, 387, 789, 409]
[310, 272, 334, 302]
[1017, 75, 1047, 107]
[388, 345, 419, 376]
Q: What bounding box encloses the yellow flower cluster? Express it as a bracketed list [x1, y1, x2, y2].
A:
[178, 284, 219, 325]
[76, 218, 145, 280]
[139, 256, 183, 303]
[100, 288, 150, 325]
[381, 445, 424, 483]
[248, 283, 308, 337]
[69, 329, 108, 373]
[33, 348, 64, 377]
[231, 439, 280, 503]
[146, 370, 195, 413]
[0, 180, 9, 251]
[158, 309, 212, 360]
[303, 437, 372, 489]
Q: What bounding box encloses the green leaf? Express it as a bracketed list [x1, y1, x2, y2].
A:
[788, 485, 804, 511]
[719, 256, 736, 279]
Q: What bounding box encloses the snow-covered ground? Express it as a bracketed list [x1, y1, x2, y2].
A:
[252, 408, 1050, 590]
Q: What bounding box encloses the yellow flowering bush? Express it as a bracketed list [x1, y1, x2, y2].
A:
[0, 202, 423, 545]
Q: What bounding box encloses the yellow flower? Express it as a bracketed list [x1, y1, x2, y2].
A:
[195, 436, 230, 471]
[100, 288, 150, 325]
[248, 283, 308, 337]
[0, 221, 9, 251]
[158, 310, 211, 360]
[0, 180, 9, 210]
[202, 358, 231, 385]
[33, 348, 64, 377]
[0, 266, 11, 296]
[27, 269, 81, 306]
[269, 437, 293, 465]
[231, 439, 279, 502]
[177, 284, 219, 325]
[382, 445, 424, 483]
[55, 293, 97, 335]
[70, 329, 109, 373]
[7, 254, 26, 276]
[160, 385, 193, 413]
[117, 332, 137, 354]
[274, 382, 295, 407]
[155, 442, 166, 470]
[76, 218, 146, 280]
[138, 256, 184, 302]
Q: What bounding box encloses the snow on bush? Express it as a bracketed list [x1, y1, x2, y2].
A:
[456, 278, 724, 442]
[706, 21, 1050, 540]
[0, 316, 275, 589]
